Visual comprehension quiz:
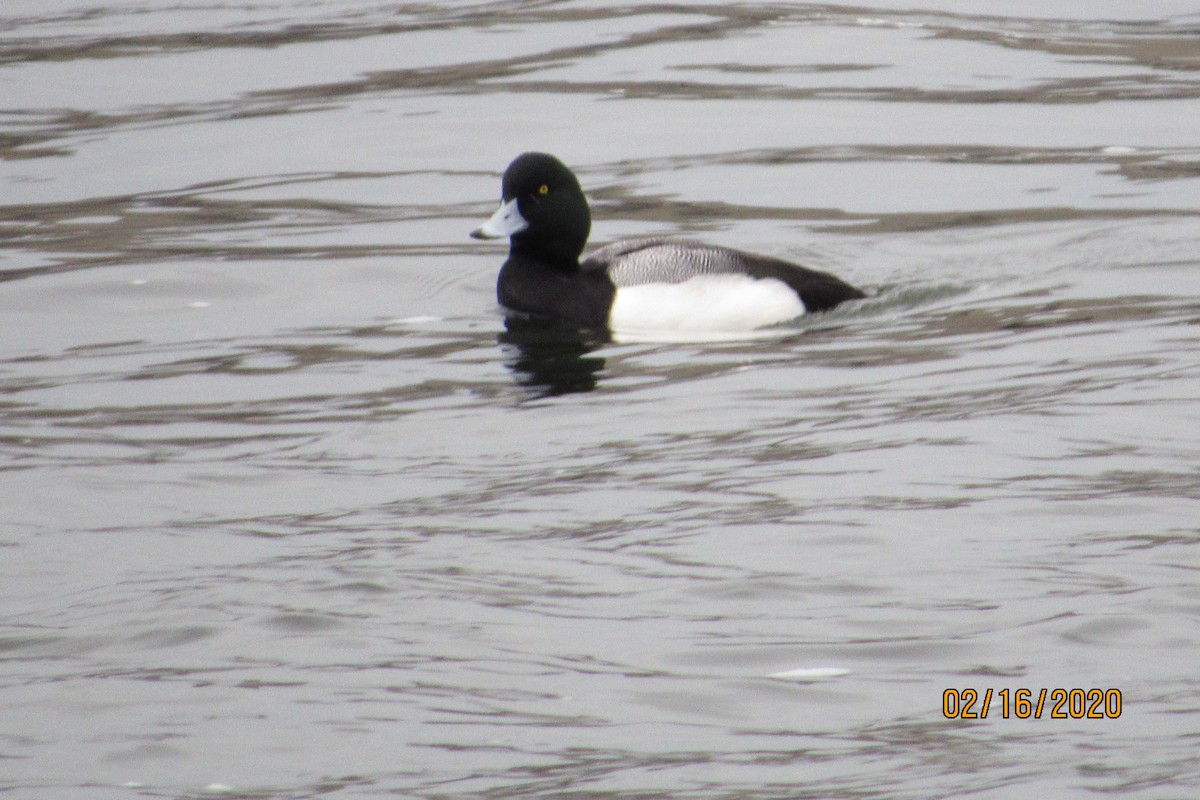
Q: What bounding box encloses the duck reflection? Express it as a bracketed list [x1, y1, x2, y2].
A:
[498, 316, 607, 396]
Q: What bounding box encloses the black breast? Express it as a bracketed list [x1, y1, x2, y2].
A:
[497, 254, 617, 329]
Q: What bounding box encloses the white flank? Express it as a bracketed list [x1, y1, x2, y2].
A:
[607, 274, 804, 341]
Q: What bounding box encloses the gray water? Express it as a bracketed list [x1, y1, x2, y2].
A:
[3, 2, 1200, 798]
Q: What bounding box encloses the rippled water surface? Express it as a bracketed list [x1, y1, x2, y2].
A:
[3, 2, 1200, 798]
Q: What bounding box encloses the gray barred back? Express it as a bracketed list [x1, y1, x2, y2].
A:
[585, 238, 755, 287]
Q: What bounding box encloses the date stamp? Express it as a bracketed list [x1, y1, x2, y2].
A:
[943, 688, 1122, 719]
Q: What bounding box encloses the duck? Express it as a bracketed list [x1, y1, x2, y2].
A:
[471, 152, 864, 335]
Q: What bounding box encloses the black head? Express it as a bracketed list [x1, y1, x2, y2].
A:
[473, 152, 592, 265]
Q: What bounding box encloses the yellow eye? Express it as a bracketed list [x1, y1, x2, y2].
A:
[537, 184, 549, 195]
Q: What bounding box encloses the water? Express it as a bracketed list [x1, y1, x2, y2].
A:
[3, 2, 1199, 798]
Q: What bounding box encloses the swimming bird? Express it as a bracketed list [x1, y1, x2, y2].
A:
[471, 152, 864, 335]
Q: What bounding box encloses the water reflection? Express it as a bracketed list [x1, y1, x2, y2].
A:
[4, 1, 1200, 798]
[498, 316, 607, 397]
